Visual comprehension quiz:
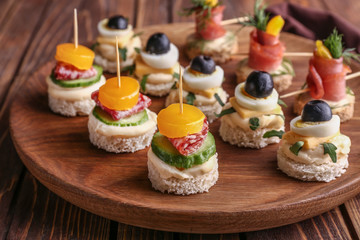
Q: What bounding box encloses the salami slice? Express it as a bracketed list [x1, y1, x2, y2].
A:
[91, 91, 151, 120]
[54, 61, 97, 80]
[248, 30, 285, 72]
[168, 118, 209, 156]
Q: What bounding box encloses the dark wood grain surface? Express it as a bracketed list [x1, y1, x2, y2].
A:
[1, 0, 360, 239]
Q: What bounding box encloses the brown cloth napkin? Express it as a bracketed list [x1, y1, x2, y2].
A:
[266, 3, 360, 53]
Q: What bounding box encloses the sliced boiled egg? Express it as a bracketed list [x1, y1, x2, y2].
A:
[97, 19, 133, 38]
[234, 82, 278, 112]
[182, 66, 224, 90]
[140, 43, 179, 69]
[290, 115, 340, 138]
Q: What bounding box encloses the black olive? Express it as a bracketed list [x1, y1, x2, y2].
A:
[301, 100, 332, 122]
[244, 71, 274, 98]
[107, 15, 128, 30]
[190, 55, 216, 74]
[145, 33, 170, 54]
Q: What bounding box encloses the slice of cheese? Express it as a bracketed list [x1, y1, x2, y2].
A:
[134, 56, 174, 77]
[181, 80, 219, 99]
[96, 30, 133, 48]
[282, 131, 340, 150]
[230, 97, 282, 119]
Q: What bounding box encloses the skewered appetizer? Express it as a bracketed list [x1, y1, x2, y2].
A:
[147, 103, 218, 195]
[278, 100, 351, 182]
[236, 0, 294, 92]
[182, 0, 237, 63]
[219, 71, 285, 148]
[88, 76, 157, 153]
[294, 29, 356, 122]
[46, 43, 106, 116]
[165, 55, 228, 122]
[93, 15, 141, 73]
[134, 32, 181, 97]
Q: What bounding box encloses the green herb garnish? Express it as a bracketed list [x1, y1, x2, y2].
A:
[249, 117, 260, 131]
[121, 64, 135, 75]
[346, 86, 354, 96]
[214, 107, 236, 118]
[322, 142, 337, 163]
[214, 93, 225, 107]
[173, 72, 180, 80]
[263, 130, 284, 139]
[140, 75, 149, 91]
[289, 141, 304, 156]
[90, 42, 99, 51]
[186, 92, 196, 105]
[118, 47, 127, 61]
[134, 47, 141, 54]
[277, 99, 287, 108]
[171, 82, 177, 89]
[132, 31, 144, 39]
[241, 0, 269, 31]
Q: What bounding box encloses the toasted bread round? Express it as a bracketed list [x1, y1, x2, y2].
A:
[48, 95, 95, 117]
[147, 152, 219, 195]
[185, 31, 238, 64]
[277, 147, 349, 182]
[219, 117, 283, 149]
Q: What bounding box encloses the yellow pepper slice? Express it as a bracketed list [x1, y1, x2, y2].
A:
[266, 15, 285, 36]
[315, 40, 332, 59]
[98, 77, 139, 111]
[55, 43, 94, 70]
[205, 0, 218, 7]
[157, 103, 205, 138]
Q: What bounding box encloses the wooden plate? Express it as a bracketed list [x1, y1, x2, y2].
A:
[10, 23, 360, 233]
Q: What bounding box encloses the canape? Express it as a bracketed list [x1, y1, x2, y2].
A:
[134, 32, 181, 97]
[219, 71, 285, 148]
[278, 100, 351, 182]
[93, 15, 141, 72]
[147, 103, 218, 195]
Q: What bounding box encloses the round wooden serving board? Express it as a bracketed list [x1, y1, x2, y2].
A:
[10, 23, 360, 233]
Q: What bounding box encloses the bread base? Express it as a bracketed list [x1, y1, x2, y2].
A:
[185, 31, 238, 64]
[277, 148, 349, 182]
[165, 89, 228, 123]
[94, 53, 135, 73]
[88, 117, 157, 153]
[48, 95, 95, 117]
[147, 155, 219, 195]
[219, 119, 283, 148]
[293, 91, 355, 122]
[235, 58, 293, 92]
[141, 81, 174, 97]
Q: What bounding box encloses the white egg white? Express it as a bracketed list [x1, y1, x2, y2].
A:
[234, 82, 278, 111]
[97, 19, 133, 37]
[140, 43, 179, 69]
[290, 115, 340, 138]
[182, 66, 224, 90]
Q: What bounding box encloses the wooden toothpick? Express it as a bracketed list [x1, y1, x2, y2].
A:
[115, 36, 121, 87]
[74, 9, 78, 48]
[221, 16, 249, 26]
[232, 52, 313, 58]
[179, 66, 183, 114]
[345, 71, 360, 81]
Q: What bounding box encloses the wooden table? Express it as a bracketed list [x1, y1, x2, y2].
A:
[1, 0, 360, 239]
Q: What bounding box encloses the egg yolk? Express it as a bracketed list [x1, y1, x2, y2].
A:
[98, 77, 139, 111]
[294, 120, 322, 128]
[157, 103, 205, 138]
[55, 43, 95, 70]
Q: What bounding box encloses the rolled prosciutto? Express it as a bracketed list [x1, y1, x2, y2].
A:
[195, 5, 226, 40]
[306, 53, 351, 101]
[248, 29, 285, 72]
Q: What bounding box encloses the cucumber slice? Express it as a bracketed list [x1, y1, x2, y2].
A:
[50, 65, 103, 88]
[92, 106, 149, 127]
[151, 132, 216, 169]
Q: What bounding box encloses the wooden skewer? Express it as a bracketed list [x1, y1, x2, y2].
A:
[232, 52, 313, 57]
[179, 66, 183, 114]
[74, 9, 78, 48]
[280, 71, 360, 99]
[221, 16, 249, 26]
[115, 36, 121, 87]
